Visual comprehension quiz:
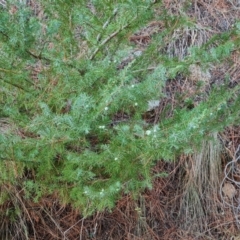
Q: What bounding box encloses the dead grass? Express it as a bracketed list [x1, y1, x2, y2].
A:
[178, 133, 222, 235]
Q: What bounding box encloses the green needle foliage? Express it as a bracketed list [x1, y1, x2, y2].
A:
[0, 0, 240, 215]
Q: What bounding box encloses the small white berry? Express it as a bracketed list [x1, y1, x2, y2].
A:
[114, 157, 118, 161]
[134, 102, 138, 106]
[100, 189, 104, 196]
[131, 84, 135, 88]
[104, 107, 108, 111]
[145, 130, 151, 135]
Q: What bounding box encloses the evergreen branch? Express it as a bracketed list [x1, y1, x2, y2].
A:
[26, 50, 46, 61]
[90, 19, 136, 60]
[96, 8, 118, 42]
[26, 50, 86, 76]
[0, 68, 21, 74]
[0, 77, 31, 92]
[132, 67, 157, 73]
[0, 30, 8, 39]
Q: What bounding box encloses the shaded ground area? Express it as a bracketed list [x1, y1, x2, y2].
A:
[1, 0, 240, 239]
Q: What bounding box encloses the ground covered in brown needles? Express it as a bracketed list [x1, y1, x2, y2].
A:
[1, 1, 240, 239]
